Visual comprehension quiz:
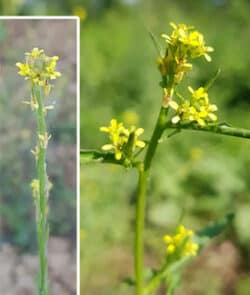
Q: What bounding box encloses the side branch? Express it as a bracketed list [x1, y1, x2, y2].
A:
[165, 122, 250, 139]
[80, 149, 137, 167]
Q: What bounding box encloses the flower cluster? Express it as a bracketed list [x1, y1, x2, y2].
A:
[100, 119, 145, 160]
[16, 48, 61, 94]
[169, 86, 218, 126]
[163, 225, 199, 258]
[158, 22, 213, 107]
[162, 22, 214, 62]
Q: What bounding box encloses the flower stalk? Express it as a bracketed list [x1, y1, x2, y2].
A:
[165, 121, 250, 139]
[17, 48, 61, 295]
[34, 84, 49, 295]
[134, 106, 168, 295]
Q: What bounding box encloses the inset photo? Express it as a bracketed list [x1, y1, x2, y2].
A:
[0, 17, 78, 295]
[80, 3, 250, 295]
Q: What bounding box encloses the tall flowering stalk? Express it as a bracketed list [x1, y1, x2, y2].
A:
[81, 23, 250, 294]
[17, 48, 61, 295]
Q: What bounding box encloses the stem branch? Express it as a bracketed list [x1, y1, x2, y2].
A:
[165, 122, 250, 139]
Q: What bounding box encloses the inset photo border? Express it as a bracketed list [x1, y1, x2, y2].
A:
[0, 16, 79, 295]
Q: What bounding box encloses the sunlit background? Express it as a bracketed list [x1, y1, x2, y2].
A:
[0, 19, 76, 294]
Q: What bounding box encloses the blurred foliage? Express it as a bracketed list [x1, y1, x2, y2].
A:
[0, 20, 76, 250]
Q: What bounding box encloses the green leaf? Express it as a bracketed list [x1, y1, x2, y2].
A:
[204, 68, 221, 90]
[148, 30, 163, 56]
[166, 272, 181, 295]
[122, 268, 157, 287]
[80, 149, 122, 165]
[196, 213, 234, 238]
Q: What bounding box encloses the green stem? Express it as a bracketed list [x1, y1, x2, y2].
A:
[165, 121, 250, 139]
[135, 107, 168, 295]
[33, 85, 49, 295]
[144, 108, 168, 170]
[135, 167, 148, 295]
[144, 263, 168, 295]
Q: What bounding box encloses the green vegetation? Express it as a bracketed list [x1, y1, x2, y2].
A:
[80, 1, 250, 294]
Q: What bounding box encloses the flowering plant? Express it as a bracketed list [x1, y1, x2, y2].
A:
[17, 48, 61, 295]
[81, 23, 250, 294]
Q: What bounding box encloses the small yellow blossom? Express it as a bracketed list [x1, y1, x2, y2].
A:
[73, 5, 87, 21]
[16, 62, 30, 76]
[169, 86, 218, 126]
[100, 119, 145, 160]
[163, 225, 198, 258]
[161, 22, 213, 62]
[158, 22, 213, 91]
[16, 48, 61, 94]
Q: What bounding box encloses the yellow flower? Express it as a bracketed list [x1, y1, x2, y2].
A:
[16, 48, 61, 94]
[100, 119, 129, 160]
[159, 22, 213, 88]
[100, 119, 145, 160]
[25, 47, 44, 59]
[162, 22, 213, 62]
[16, 62, 30, 76]
[132, 127, 146, 148]
[163, 225, 198, 258]
[169, 86, 218, 126]
[188, 86, 208, 102]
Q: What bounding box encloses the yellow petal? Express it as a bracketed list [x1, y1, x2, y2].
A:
[197, 118, 205, 126]
[163, 235, 172, 243]
[16, 62, 23, 68]
[167, 244, 175, 255]
[209, 104, 218, 112]
[99, 127, 109, 132]
[172, 116, 180, 124]
[208, 113, 217, 121]
[204, 53, 212, 62]
[115, 151, 122, 160]
[136, 140, 145, 148]
[188, 86, 194, 94]
[135, 128, 144, 136]
[169, 100, 179, 110]
[101, 144, 113, 151]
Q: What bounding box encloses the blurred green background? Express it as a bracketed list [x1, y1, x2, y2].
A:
[1, 0, 250, 294]
[0, 19, 76, 251]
